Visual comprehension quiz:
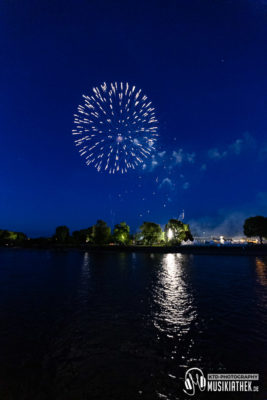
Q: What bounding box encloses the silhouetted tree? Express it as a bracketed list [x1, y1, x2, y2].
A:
[139, 222, 163, 245]
[0, 230, 10, 240]
[72, 230, 85, 243]
[244, 216, 267, 244]
[54, 226, 70, 243]
[113, 222, 130, 244]
[72, 227, 95, 244]
[94, 220, 111, 244]
[15, 232, 27, 242]
[164, 219, 193, 245]
[0, 230, 27, 243]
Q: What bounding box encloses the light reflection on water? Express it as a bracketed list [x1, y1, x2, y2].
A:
[152, 254, 196, 335]
[77, 251, 91, 303]
[150, 253, 199, 398]
[255, 257, 267, 287]
[82, 252, 90, 278]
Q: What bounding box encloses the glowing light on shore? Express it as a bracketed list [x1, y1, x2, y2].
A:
[167, 228, 174, 240]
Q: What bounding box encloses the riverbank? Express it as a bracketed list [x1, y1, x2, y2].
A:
[3, 243, 267, 256]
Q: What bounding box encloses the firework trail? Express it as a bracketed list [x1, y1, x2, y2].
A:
[72, 82, 159, 174]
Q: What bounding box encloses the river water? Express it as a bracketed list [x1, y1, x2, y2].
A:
[0, 249, 266, 399]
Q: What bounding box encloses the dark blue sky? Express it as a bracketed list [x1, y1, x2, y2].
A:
[1, 0, 266, 237]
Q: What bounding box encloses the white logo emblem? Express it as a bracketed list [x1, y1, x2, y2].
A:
[183, 367, 206, 396]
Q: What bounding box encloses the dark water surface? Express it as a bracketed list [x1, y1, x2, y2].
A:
[0, 249, 266, 399]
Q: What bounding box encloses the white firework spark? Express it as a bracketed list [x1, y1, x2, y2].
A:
[72, 82, 159, 174]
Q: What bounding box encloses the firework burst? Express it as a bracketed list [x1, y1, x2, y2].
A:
[72, 82, 159, 174]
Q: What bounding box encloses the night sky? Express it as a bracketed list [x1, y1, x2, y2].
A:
[1, 0, 266, 237]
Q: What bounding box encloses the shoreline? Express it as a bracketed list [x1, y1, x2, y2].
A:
[2, 244, 267, 256]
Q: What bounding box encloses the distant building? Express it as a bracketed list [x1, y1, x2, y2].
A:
[190, 236, 260, 246]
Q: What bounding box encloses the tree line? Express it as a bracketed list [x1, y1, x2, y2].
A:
[51, 219, 193, 246]
[1, 215, 266, 247]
